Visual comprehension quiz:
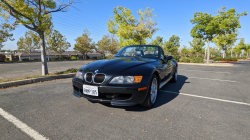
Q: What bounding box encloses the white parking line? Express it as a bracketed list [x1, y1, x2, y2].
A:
[160, 90, 250, 106]
[186, 77, 237, 82]
[179, 69, 230, 74]
[0, 108, 48, 140]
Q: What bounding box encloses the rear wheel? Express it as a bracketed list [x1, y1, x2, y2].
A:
[140, 75, 158, 108]
[170, 68, 177, 83]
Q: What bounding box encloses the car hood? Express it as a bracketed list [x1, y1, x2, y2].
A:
[80, 57, 156, 75]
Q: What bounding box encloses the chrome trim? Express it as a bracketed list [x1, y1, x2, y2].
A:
[93, 73, 106, 84]
[159, 76, 172, 89]
[84, 72, 93, 83]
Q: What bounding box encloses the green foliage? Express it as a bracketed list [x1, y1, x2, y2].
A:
[74, 29, 95, 59]
[172, 55, 181, 62]
[180, 57, 191, 63]
[190, 6, 247, 42]
[0, 22, 15, 49]
[48, 30, 70, 56]
[70, 56, 79, 60]
[213, 57, 238, 61]
[236, 38, 250, 55]
[188, 38, 205, 56]
[96, 34, 119, 55]
[190, 57, 204, 63]
[213, 33, 237, 51]
[150, 36, 163, 46]
[180, 57, 204, 63]
[0, 0, 74, 33]
[164, 35, 180, 55]
[181, 45, 189, 57]
[107, 6, 158, 47]
[17, 31, 40, 60]
[0, 0, 75, 75]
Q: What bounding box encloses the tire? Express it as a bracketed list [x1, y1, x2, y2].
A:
[170, 68, 177, 83]
[140, 75, 158, 108]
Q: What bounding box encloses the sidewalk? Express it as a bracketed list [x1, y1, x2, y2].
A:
[178, 62, 233, 66]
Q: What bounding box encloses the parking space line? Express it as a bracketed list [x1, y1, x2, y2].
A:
[160, 90, 250, 106]
[186, 77, 237, 82]
[179, 69, 230, 74]
[0, 108, 48, 140]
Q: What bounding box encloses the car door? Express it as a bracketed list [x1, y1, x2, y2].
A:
[161, 49, 173, 81]
[159, 49, 168, 83]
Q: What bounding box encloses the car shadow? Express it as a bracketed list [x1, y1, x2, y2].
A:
[100, 75, 189, 111]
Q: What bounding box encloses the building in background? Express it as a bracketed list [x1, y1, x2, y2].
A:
[14, 52, 103, 61]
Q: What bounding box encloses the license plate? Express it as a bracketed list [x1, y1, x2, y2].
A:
[83, 85, 98, 96]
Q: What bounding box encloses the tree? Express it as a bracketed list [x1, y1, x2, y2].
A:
[190, 6, 247, 63]
[96, 34, 119, 57]
[107, 6, 158, 47]
[96, 35, 109, 57]
[74, 29, 95, 59]
[246, 44, 250, 58]
[107, 34, 119, 55]
[210, 47, 221, 58]
[181, 45, 188, 57]
[0, 0, 75, 75]
[150, 36, 163, 46]
[164, 35, 180, 55]
[0, 22, 14, 50]
[234, 45, 242, 57]
[17, 31, 40, 60]
[213, 33, 237, 58]
[48, 30, 70, 57]
[188, 38, 205, 57]
[235, 38, 250, 58]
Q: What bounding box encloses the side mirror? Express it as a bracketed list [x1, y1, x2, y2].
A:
[166, 56, 173, 60]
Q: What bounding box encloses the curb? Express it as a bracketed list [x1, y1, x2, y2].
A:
[0, 73, 75, 89]
[219, 61, 238, 63]
[178, 62, 233, 67]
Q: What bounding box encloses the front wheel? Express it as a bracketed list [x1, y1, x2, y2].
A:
[140, 75, 158, 108]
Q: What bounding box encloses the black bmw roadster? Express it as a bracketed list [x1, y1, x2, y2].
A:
[72, 45, 178, 108]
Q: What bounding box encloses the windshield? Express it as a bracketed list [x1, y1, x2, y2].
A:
[114, 46, 159, 59]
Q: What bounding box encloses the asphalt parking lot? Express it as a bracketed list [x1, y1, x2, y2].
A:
[0, 61, 250, 140]
[0, 60, 94, 80]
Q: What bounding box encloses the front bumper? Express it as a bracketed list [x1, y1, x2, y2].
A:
[72, 77, 150, 106]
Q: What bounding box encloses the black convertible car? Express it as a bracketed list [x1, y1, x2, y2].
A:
[72, 45, 178, 107]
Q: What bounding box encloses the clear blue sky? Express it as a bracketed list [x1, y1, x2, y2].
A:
[3, 0, 250, 51]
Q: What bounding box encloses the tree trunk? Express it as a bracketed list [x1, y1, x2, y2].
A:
[206, 39, 210, 64]
[29, 52, 31, 60]
[196, 52, 198, 57]
[204, 48, 206, 60]
[47, 51, 49, 61]
[139, 39, 141, 45]
[223, 50, 225, 58]
[39, 31, 48, 75]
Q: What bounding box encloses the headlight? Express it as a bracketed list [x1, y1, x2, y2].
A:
[110, 76, 143, 84]
[75, 71, 83, 80]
